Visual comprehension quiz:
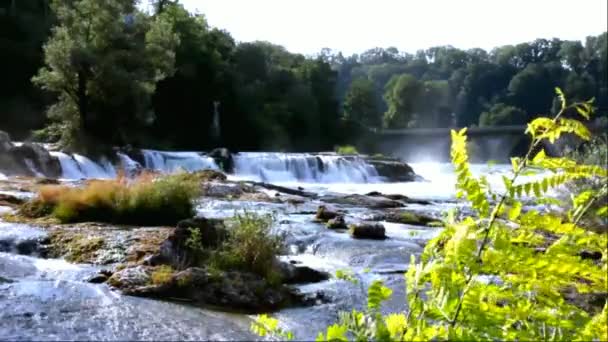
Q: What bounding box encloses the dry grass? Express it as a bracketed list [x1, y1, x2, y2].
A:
[31, 172, 201, 225]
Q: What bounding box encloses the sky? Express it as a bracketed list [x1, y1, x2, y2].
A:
[178, 0, 608, 56]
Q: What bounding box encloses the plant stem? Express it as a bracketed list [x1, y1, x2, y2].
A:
[449, 105, 570, 327]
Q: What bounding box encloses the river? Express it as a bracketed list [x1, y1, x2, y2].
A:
[0, 151, 522, 341]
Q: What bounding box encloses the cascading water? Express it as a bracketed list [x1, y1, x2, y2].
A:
[50, 152, 86, 179]
[72, 154, 116, 179]
[140, 150, 219, 173]
[232, 152, 380, 183]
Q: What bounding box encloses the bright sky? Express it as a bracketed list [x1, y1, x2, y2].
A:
[179, 0, 608, 56]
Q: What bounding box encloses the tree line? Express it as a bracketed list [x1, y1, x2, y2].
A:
[1, 0, 606, 153]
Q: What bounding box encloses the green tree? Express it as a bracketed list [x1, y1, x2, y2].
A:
[343, 77, 380, 128]
[383, 74, 421, 128]
[478, 103, 526, 126]
[32, 0, 178, 151]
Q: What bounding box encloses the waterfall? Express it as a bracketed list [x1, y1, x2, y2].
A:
[73, 154, 116, 179]
[140, 150, 219, 173]
[232, 152, 379, 183]
[23, 159, 44, 177]
[50, 152, 86, 179]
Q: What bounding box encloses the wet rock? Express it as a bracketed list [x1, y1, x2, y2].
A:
[87, 272, 110, 284]
[367, 158, 417, 182]
[202, 182, 245, 198]
[278, 262, 330, 284]
[248, 181, 317, 198]
[373, 211, 443, 227]
[0, 276, 14, 284]
[184, 169, 227, 182]
[365, 191, 431, 205]
[326, 215, 347, 229]
[349, 223, 386, 240]
[110, 265, 309, 313]
[107, 265, 152, 289]
[0, 193, 25, 207]
[321, 194, 404, 209]
[35, 178, 60, 185]
[209, 148, 234, 173]
[10, 143, 62, 178]
[315, 205, 339, 222]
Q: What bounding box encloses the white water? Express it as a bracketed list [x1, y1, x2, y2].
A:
[141, 150, 218, 173]
[50, 152, 86, 179]
[232, 152, 380, 183]
[72, 154, 116, 179]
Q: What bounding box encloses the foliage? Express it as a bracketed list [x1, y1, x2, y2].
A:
[150, 265, 175, 286]
[210, 211, 283, 283]
[2, 0, 607, 150]
[252, 88, 608, 341]
[31, 0, 178, 150]
[343, 78, 381, 128]
[28, 172, 200, 225]
[335, 145, 359, 155]
[478, 103, 527, 126]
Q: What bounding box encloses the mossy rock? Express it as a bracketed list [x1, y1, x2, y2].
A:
[47, 231, 106, 263]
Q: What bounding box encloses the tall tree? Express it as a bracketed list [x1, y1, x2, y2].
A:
[343, 77, 380, 128]
[32, 0, 178, 151]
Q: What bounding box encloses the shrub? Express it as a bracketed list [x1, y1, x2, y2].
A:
[150, 265, 175, 286]
[210, 211, 283, 284]
[29, 172, 201, 225]
[253, 88, 608, 341]
[335, 145, 359, 155]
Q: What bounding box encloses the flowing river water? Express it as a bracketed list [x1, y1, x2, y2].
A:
[0, 150, 528, 341]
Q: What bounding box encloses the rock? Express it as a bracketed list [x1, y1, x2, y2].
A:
[321, 194, 404, 209]
[315, 205, 339, 222]
[107, 265, 152, 290]
[278, 262, 330, 284]
[209, 148, 234, 173]
[0, 193, 25, 207]
[349, 222, 386, 240]
[0, 131, 13, 152]
[365, 191, 431, 205]
[326, 215, 347, 229]
[10, 143, 62, 178]
[202, 182, 245, 198]
[0, 276, 14, 284]
[373, 211, 443, 226]
[109, 265, 306, 313]
[367, 159, 417, 182]
[35, 178, 60, 185]
[87, 272, 110, 284]
[249, 181, 317, 198]
[192, 169, 227, 182]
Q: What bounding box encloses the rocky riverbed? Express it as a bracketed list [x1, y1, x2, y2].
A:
[0, 169, 455, 340]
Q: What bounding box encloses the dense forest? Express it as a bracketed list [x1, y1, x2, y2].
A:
[1, 0, 607, 153]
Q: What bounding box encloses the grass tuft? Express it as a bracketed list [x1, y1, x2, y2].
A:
[26, 172, 201, 225]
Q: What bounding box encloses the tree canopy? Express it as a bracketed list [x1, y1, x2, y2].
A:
[0, 1, 606, 151]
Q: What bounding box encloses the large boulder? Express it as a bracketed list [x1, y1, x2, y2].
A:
[11, 143, 62, 178]
[315, 205, 340, 222]
[277, 262, 330, 284]
[209, 148, 234, 173]
[0, 136, 61, 178]
[349, 222, 386, 240]
[326, 215, 347, 229]
[367, 158, 417, 182]
[108, 265, 308, 313]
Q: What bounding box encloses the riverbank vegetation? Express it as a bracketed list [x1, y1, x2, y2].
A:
[252, 90, 608, 340]
[21, 172, 200, 225]
[1, 1, 606, 153]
